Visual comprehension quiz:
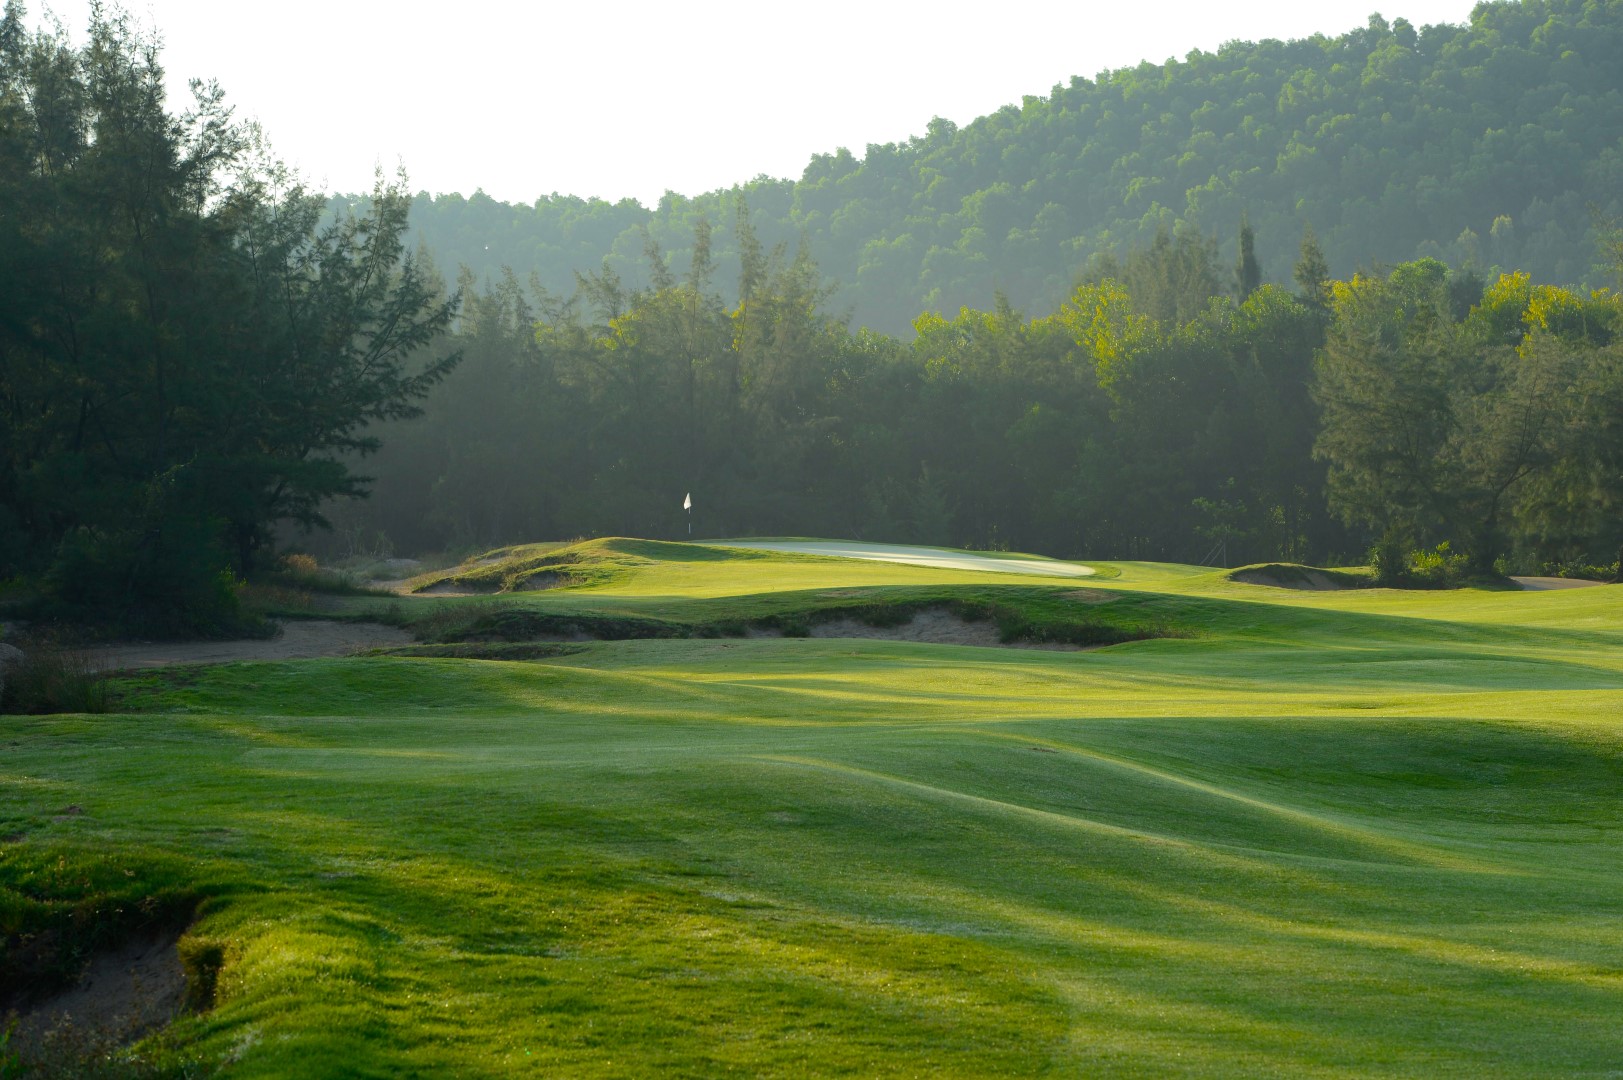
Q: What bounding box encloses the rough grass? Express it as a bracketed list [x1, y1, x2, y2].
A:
[0, 641, 112, 715]
[3, 542, 1621, 1076]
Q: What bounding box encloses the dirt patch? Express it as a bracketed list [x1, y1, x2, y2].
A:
[8, 930, 187, 1064]
[807, 609, 1089, 651]
[89, 620, 413, 671]
[1062, 588, 1121, 604]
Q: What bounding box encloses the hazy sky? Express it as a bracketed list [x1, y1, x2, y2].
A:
[27, 0, 1479, 206]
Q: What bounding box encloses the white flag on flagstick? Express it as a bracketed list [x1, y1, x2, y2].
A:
[683, 492, 692, 510]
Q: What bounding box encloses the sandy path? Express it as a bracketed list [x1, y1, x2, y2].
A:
[709, 540, 1096, 578]
[90, 620, 413, 671]
[1511, 576, 1609, 591]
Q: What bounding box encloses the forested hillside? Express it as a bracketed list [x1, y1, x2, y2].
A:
[366, 0, 1623, 335]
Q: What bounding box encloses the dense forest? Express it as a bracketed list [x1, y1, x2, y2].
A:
[3, 1, 1622, 640]
[376, 0, 1623, 335]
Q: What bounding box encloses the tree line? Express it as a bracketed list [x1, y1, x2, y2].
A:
[337, 208, 1623, 582]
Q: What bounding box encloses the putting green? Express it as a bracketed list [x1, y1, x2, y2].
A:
[4, 542, 1621, 1077]
[703, 539, 1099, 578]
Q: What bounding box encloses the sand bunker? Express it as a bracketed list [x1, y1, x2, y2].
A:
[90, 620, 412, 671]
[9, 931, 187, 1063]
[1511, 576, 1609, 590]
[755, 608, 1091, 650]
[1230, 566, 1354, 590]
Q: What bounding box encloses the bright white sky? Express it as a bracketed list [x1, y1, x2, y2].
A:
[29, 0, 1478, 206]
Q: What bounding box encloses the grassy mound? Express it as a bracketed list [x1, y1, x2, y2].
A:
[406, 537, 777, 596]
[0, 846, 207, 1007]
[1228, 562, 1371, 590]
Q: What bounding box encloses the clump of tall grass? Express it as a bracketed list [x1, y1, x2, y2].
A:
[257, 553, 387, 598]
[393, 599, 504, 643]
[237, 582, 316, 616]
[0, 640, 110, 715]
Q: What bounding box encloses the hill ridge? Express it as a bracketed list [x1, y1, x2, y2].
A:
[345, 0, 1623, 333]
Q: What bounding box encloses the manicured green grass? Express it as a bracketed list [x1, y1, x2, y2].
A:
[4, 541, 1622, 1076]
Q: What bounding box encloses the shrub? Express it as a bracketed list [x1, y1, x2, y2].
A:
[1538, 557, 1621, 582]
[42, 523, 258, 640]
[1371, 532, 1409, 588]
[1370, 536, 1480, 589]
[1406, 542, 1469, 588]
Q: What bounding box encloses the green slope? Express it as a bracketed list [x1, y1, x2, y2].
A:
[4, 542, 1621, 1076]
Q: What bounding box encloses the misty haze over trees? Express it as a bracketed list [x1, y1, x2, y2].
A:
[2, 0, 1622, 635]
[343, 213, 1623, 583]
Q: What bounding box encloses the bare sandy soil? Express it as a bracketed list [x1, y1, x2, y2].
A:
[89, 620, 413, 671]
[1511, 576, 1610, 590]
[10, 930, 186, 1062]
[709, 540, 1097, 578]
[1230, 567, 1349, 590]
[748, 608, 1093, 651]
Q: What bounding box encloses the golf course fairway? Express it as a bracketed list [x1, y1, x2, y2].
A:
[3, 539, 1621, 1077]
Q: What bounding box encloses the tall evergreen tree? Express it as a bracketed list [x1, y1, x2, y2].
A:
[1294, 224, 1331, 308]
[1235, 215, 1262, 301]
